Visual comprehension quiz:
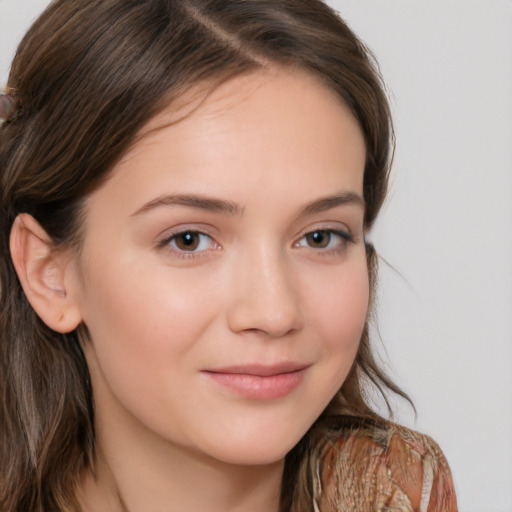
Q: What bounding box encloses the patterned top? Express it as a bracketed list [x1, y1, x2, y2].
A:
[316, 421, 458, 512]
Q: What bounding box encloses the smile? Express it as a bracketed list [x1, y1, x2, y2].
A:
[202, 363, 309, 400]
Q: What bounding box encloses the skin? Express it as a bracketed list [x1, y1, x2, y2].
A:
[12, 67, 368, 511]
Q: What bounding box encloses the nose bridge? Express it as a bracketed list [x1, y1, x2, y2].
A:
[227, 239, 304, 337]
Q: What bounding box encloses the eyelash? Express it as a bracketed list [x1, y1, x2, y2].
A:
[158, 231, 219, 259]
[158, 228, 354, 259]
[294, 229, 354, 253]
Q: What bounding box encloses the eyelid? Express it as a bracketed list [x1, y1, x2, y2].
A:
[294, 221, 353, 240]
[157, 227, 221, 257]
[293, 226, 354, 251]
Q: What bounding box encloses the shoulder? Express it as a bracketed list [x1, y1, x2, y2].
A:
[317, 419, 458, 512]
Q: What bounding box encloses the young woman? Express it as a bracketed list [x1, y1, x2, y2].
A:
[0, 1, 457, 511]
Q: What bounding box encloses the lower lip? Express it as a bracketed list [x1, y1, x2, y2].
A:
[204, 370, 305, 400]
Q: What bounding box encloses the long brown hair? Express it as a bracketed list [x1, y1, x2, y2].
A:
[0, 1, 410, 510]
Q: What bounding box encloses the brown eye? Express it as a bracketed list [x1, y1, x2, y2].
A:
[174, 232, 200, 251]
[160, 230, 219, 257]
[296, 229, 352, 251]
[164, 231, 217, 253]
[305, 230, 331, 248]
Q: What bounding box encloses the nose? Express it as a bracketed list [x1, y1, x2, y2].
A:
[226, 245, 304, 338]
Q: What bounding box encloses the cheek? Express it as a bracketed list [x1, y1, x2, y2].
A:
[315, 258, 369, 351]
[305, 254, 369, 391]
[82, 253, 212, 342]
[79, 262, 224, 444]
[78, 259, 218, 397]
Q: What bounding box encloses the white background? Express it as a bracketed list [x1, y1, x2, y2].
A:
[1, 1, 511, 511]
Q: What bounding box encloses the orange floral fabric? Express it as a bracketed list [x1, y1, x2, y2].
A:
[317, 422, 457, 512]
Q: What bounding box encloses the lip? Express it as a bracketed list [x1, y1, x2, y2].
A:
[202, 363, 309, 400]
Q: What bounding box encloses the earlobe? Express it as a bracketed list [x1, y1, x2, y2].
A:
[9, 213, 82, 333]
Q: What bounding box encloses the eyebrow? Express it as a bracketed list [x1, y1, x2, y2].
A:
[298, 192, 365, 217]
[132, 194, 243, 217]
[131, 192, 364, 218]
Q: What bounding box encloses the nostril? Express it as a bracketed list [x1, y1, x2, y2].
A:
[227, 298, 304, 338]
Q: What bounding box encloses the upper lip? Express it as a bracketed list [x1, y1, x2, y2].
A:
[204, 362, 309, 377]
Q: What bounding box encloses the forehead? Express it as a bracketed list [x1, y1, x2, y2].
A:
[139, 66, 356, 137]
[85, 67, 366, 219]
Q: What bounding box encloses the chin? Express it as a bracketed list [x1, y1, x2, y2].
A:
[196, 427, 308, 467]
[212, 445, 292, 467]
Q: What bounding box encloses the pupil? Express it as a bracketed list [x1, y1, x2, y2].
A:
[177, 232, 199, 250]
[308, 231, 329, 248]
[182, 233, 195, 245]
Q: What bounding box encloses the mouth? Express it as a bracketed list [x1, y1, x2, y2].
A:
[202, 363, 309, 400]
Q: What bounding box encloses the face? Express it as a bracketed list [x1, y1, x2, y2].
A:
[72, 68, 368, 467]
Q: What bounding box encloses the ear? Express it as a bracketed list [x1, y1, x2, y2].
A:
[9, 213, 82, 333]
